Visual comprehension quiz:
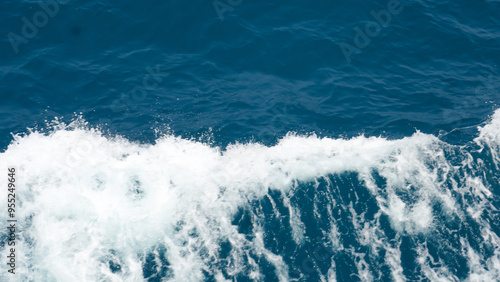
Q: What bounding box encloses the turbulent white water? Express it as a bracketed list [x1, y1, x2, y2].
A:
[0, 110, 499, 281]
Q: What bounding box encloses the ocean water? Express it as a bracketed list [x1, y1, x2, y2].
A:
[0, 0, 499, 281]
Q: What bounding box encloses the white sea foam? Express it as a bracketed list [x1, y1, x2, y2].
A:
[0, 109, 499, 281]
[476, 109, 500, 166]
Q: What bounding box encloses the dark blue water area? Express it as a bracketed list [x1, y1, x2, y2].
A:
[0, 0, 499, 151]
[1, 0, 500, 281]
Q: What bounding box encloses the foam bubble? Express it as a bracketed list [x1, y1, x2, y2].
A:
[0, 109, 499, 281]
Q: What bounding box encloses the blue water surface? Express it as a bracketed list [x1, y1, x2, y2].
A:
[1, 0, 499, 281]
[0, 0, 498, 148]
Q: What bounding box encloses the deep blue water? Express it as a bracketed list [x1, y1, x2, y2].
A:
[0, 0, 499, 281]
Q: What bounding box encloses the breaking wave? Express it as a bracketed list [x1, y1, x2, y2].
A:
[1, 110, 500, 281]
